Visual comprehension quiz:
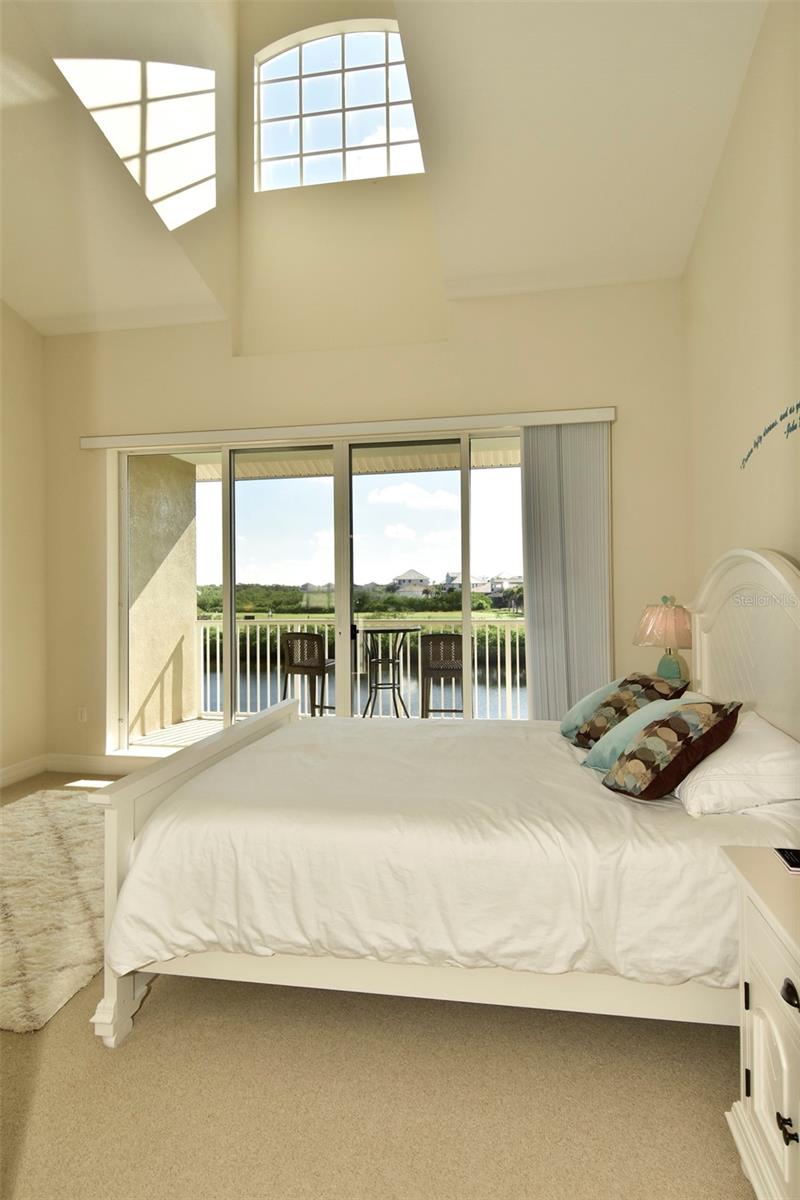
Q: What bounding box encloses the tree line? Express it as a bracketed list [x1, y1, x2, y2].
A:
[198, 582, 522, 615]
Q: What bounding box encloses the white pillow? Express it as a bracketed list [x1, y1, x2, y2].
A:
[675, 711, 800, 817]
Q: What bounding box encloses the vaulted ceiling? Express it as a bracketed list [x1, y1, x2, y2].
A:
[1, 0, 235, 334]
[0, 0, 766, 336]
[397, 0, 766, 297]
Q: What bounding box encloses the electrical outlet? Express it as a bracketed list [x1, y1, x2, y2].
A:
[77, 707, 88, 723]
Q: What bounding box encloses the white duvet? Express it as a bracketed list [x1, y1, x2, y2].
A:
[107, 719, 800, 987]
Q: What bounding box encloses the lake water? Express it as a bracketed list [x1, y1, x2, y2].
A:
[203, 667, 528, 720]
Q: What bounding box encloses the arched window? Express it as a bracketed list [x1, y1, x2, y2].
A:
[254, 20, 424, 191]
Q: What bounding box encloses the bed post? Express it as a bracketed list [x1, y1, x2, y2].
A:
[91, 968, 152, 1049]
[90, 800, 151, 1047]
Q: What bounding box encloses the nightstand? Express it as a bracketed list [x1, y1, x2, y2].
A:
[723, 847, 800, 1200]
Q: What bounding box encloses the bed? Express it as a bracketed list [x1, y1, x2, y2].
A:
[91, 548, 800, 1046]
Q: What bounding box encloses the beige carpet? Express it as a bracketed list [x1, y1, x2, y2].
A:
[0, 791, 103, 1033]
[1, 970, 754, 1200]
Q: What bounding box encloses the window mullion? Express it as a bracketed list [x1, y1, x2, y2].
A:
[340, 35, 347, 177]
[340, 35, 346, 177]
[384, 31, 389, 176]
[298, 64, 304, 181]
[255, 66, 261, 190]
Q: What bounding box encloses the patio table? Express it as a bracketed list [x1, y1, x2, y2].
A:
[359, 625, 421, 718]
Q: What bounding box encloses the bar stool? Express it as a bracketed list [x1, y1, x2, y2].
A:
[420, 633, 463, 718]
[280, 632, 334, 716]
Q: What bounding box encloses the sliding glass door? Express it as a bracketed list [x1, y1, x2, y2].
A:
[350, 440, 463, 718]
[231, 447, 335, 718]
[122, 431, 528, 745]
[469, 436, 525, 718]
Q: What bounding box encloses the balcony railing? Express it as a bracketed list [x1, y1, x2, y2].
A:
[197, 615, 527, 719]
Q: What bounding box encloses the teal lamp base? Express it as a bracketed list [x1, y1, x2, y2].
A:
[657, 651, 685, 681]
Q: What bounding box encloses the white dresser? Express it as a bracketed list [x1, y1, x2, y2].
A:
[724, 847, 800, 1200]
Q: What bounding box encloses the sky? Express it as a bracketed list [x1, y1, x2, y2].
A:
[195, 466, 523, 587]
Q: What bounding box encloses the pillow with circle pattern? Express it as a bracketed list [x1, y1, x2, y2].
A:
[571, 673, 690, 749]
[601, 701, 742, 801]
[581, 693, 708, 773]
[560, 677, 623, 742]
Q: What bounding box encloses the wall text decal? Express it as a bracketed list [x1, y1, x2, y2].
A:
[740, 401, 799, 469]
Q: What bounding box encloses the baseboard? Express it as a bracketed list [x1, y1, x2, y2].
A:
[45, 752, 167, 776]
[1, 749, 173, 786]
[0, 754, 48, 788]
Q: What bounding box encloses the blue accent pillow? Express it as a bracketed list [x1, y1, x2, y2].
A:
[560, 678, 623, 741]
[582, 693, 706, 773]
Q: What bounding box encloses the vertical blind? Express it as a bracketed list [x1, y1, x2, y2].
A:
[521, 422, 612, 720]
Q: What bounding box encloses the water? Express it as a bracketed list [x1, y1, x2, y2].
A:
[203, 667, 528, 720]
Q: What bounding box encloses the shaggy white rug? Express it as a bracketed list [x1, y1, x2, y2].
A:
[1, 790, 104, 1033]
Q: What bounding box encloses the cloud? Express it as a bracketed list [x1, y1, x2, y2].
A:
[422, 529, 459, 546]
[367, 482, 459, 512]
[235, 528, 334, 586]
[355, 129, 386, 148]
[384, 523, 417, 541]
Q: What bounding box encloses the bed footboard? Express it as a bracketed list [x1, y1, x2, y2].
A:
[90, 700, 299, 1046]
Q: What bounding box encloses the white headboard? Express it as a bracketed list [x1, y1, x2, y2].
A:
[691, 548, 800, 740]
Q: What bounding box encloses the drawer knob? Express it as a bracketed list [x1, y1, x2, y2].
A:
[780, 977, 800, 1010]
[776, 1113, 799, 1146]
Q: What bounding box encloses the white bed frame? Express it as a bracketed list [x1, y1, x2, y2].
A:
[91, 547, 800, 1046]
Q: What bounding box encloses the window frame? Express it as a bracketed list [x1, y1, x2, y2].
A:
[253, 18, 423, 192]
[95, 408, 614, 752]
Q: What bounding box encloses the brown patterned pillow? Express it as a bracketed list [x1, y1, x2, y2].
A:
[572, 673, 690, 749]
[602, 701, 742, 801]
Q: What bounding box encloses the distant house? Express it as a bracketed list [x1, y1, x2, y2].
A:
[392, 568, 430, 596]
[300, 582, 334, 609]
[490, 574, 523, 594]
[443, 571, 490, 594]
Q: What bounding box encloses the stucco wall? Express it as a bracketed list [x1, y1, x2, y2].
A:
[127, 454, 197, 738]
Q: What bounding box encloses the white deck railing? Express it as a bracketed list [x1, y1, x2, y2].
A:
[197, 615, 526, 719]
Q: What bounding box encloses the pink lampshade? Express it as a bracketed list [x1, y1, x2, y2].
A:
[634, 600, 693, 650]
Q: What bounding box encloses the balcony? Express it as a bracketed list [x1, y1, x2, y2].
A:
[130, 614, 527, 748]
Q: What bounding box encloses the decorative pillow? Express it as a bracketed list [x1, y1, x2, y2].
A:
[571, 674, 691, 749]
[675, 711, 800, 816]
[560, 678, 623, 741]
[602, 701, 742, 801]
[582, 693, 707, 773]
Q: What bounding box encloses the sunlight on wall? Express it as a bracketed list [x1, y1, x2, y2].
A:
[54, 58, 216, 230]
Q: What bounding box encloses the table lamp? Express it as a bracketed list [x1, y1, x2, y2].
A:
[634, 595, 692, 681]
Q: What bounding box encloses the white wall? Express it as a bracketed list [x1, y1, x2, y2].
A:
[26, 0, 800, 761]
[235, 0, 447, 355]
[43, 278, 689, 755]
[684, 2, 800, 586]
[1, 303, 48, 773]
